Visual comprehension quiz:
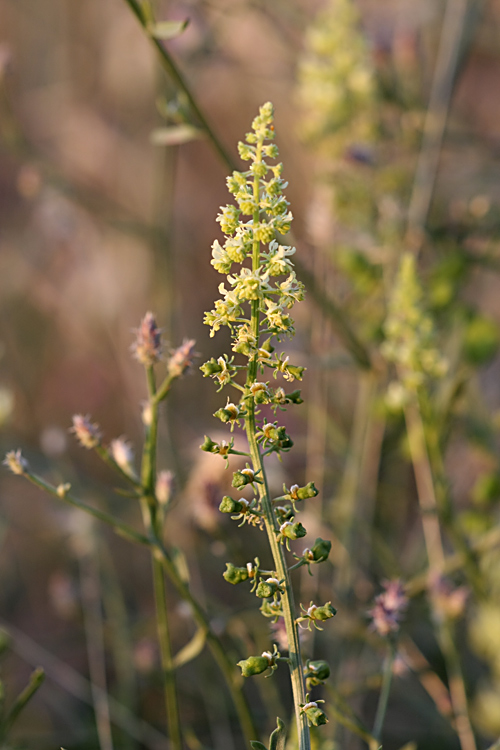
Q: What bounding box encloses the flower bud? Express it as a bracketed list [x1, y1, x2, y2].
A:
[3, 449, 29, 475]
[156, 470, 174, 506]
[132, 312, 162, 366]
[223, 563, 249, 585]
[110, 438, 135, 477]
[70, 415, 102, 449]
[167, 339, 196, 378]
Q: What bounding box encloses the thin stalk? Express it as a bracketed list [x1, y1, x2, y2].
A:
[404, 398, 477, 750]
[152, 557, 182, 750]
[23, 473, 150, 547]
[406, 0, 469, 248]
[79, 546, 114, 750]
[142, 367, 182, 750]
[1, 668, 45, 739]
[153, 542, 259, 744]
[20, 473, 258, 744]
[243, 146, 310, 750]
[437, 621, 477, 750]
[403, 399, 445, 574]
[373, 641, 396, 743]
[121, 0, 235, 173]
[335, 372, 377, 591]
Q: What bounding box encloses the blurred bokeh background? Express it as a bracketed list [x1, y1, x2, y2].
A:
[2, 0, 500, 748]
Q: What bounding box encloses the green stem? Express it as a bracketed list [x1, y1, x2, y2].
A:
[141, 365, 182, 750]
[373, 641, 396, 743]
[437, 620, 477, 750]
[246, 422, 310, 750]
[1, 668, 45, 738]
[244, 142, 310, 750]
[152, 557, 182, 750]
[121, 0, 235, 173]
[24, 473, 150, 547]
[153, 542, 259, 744]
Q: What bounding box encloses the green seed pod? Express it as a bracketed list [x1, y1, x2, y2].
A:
[237, 655, 270, 677]
[214, 405, 239, 423]
[232, 469, 255, 489]
[200, 435, 218, 453]
[281, 522, 307, 540]
[309, 538, 332, 563]
[256, 578, 280, 598]
[296, 482, 319, 500]
[286, 389, 303, 404]
[303, 703, 328, 727]
[200, 358, 223, 377]
[219, 496, 247, 514]
[223, 563, 249, 585]
[305, 660, 330, 684]
[312, 602, 336, 621]
[260, 338, 275, 354]
[286, 365, 305, 381]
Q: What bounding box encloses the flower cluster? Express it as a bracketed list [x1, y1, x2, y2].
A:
[382, 253, 448, 400]
[203, 102, 304, 344]
[297, 0, 377, 157]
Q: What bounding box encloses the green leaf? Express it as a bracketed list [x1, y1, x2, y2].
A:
[147, 20, 189, 40]
[171, 546, 190, 584]
[269, 717, 286, 750]
[250, 743, 267, 750]
[150, 125, 205, 146]
[173, 627, 206, 668]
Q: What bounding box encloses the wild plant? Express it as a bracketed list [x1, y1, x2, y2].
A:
[200, 101, 334, 750]
[4, 326, 260, 748]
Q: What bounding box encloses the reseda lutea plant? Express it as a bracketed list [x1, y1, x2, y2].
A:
[200, 102, 334, 750]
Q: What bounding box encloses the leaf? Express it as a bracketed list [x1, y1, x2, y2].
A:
[269, 717, 286, 750]
[398, 744, 417, 750]
[150, 125, 205, 146]
[173, 627, 206, 669]
[250, 743, 267, 750]
[148, 20, 189, 40]
[171, 546, 190, 584]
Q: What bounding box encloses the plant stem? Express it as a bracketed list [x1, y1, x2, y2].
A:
[142, 366, 183, 750]
[404, 398, 477, 750]
[24, 473, 151, 547]
[1, 668, 45, 738]
[121, 0, 236, 173]
[406, 0, 469, 249]
[373, 640, 396, 743]
[437, 621, 477, 750]
[152, 556, 183, 750]
[243, 146, 310, 750]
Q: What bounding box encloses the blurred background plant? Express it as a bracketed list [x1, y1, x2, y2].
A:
[2, 0, 500, 748]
